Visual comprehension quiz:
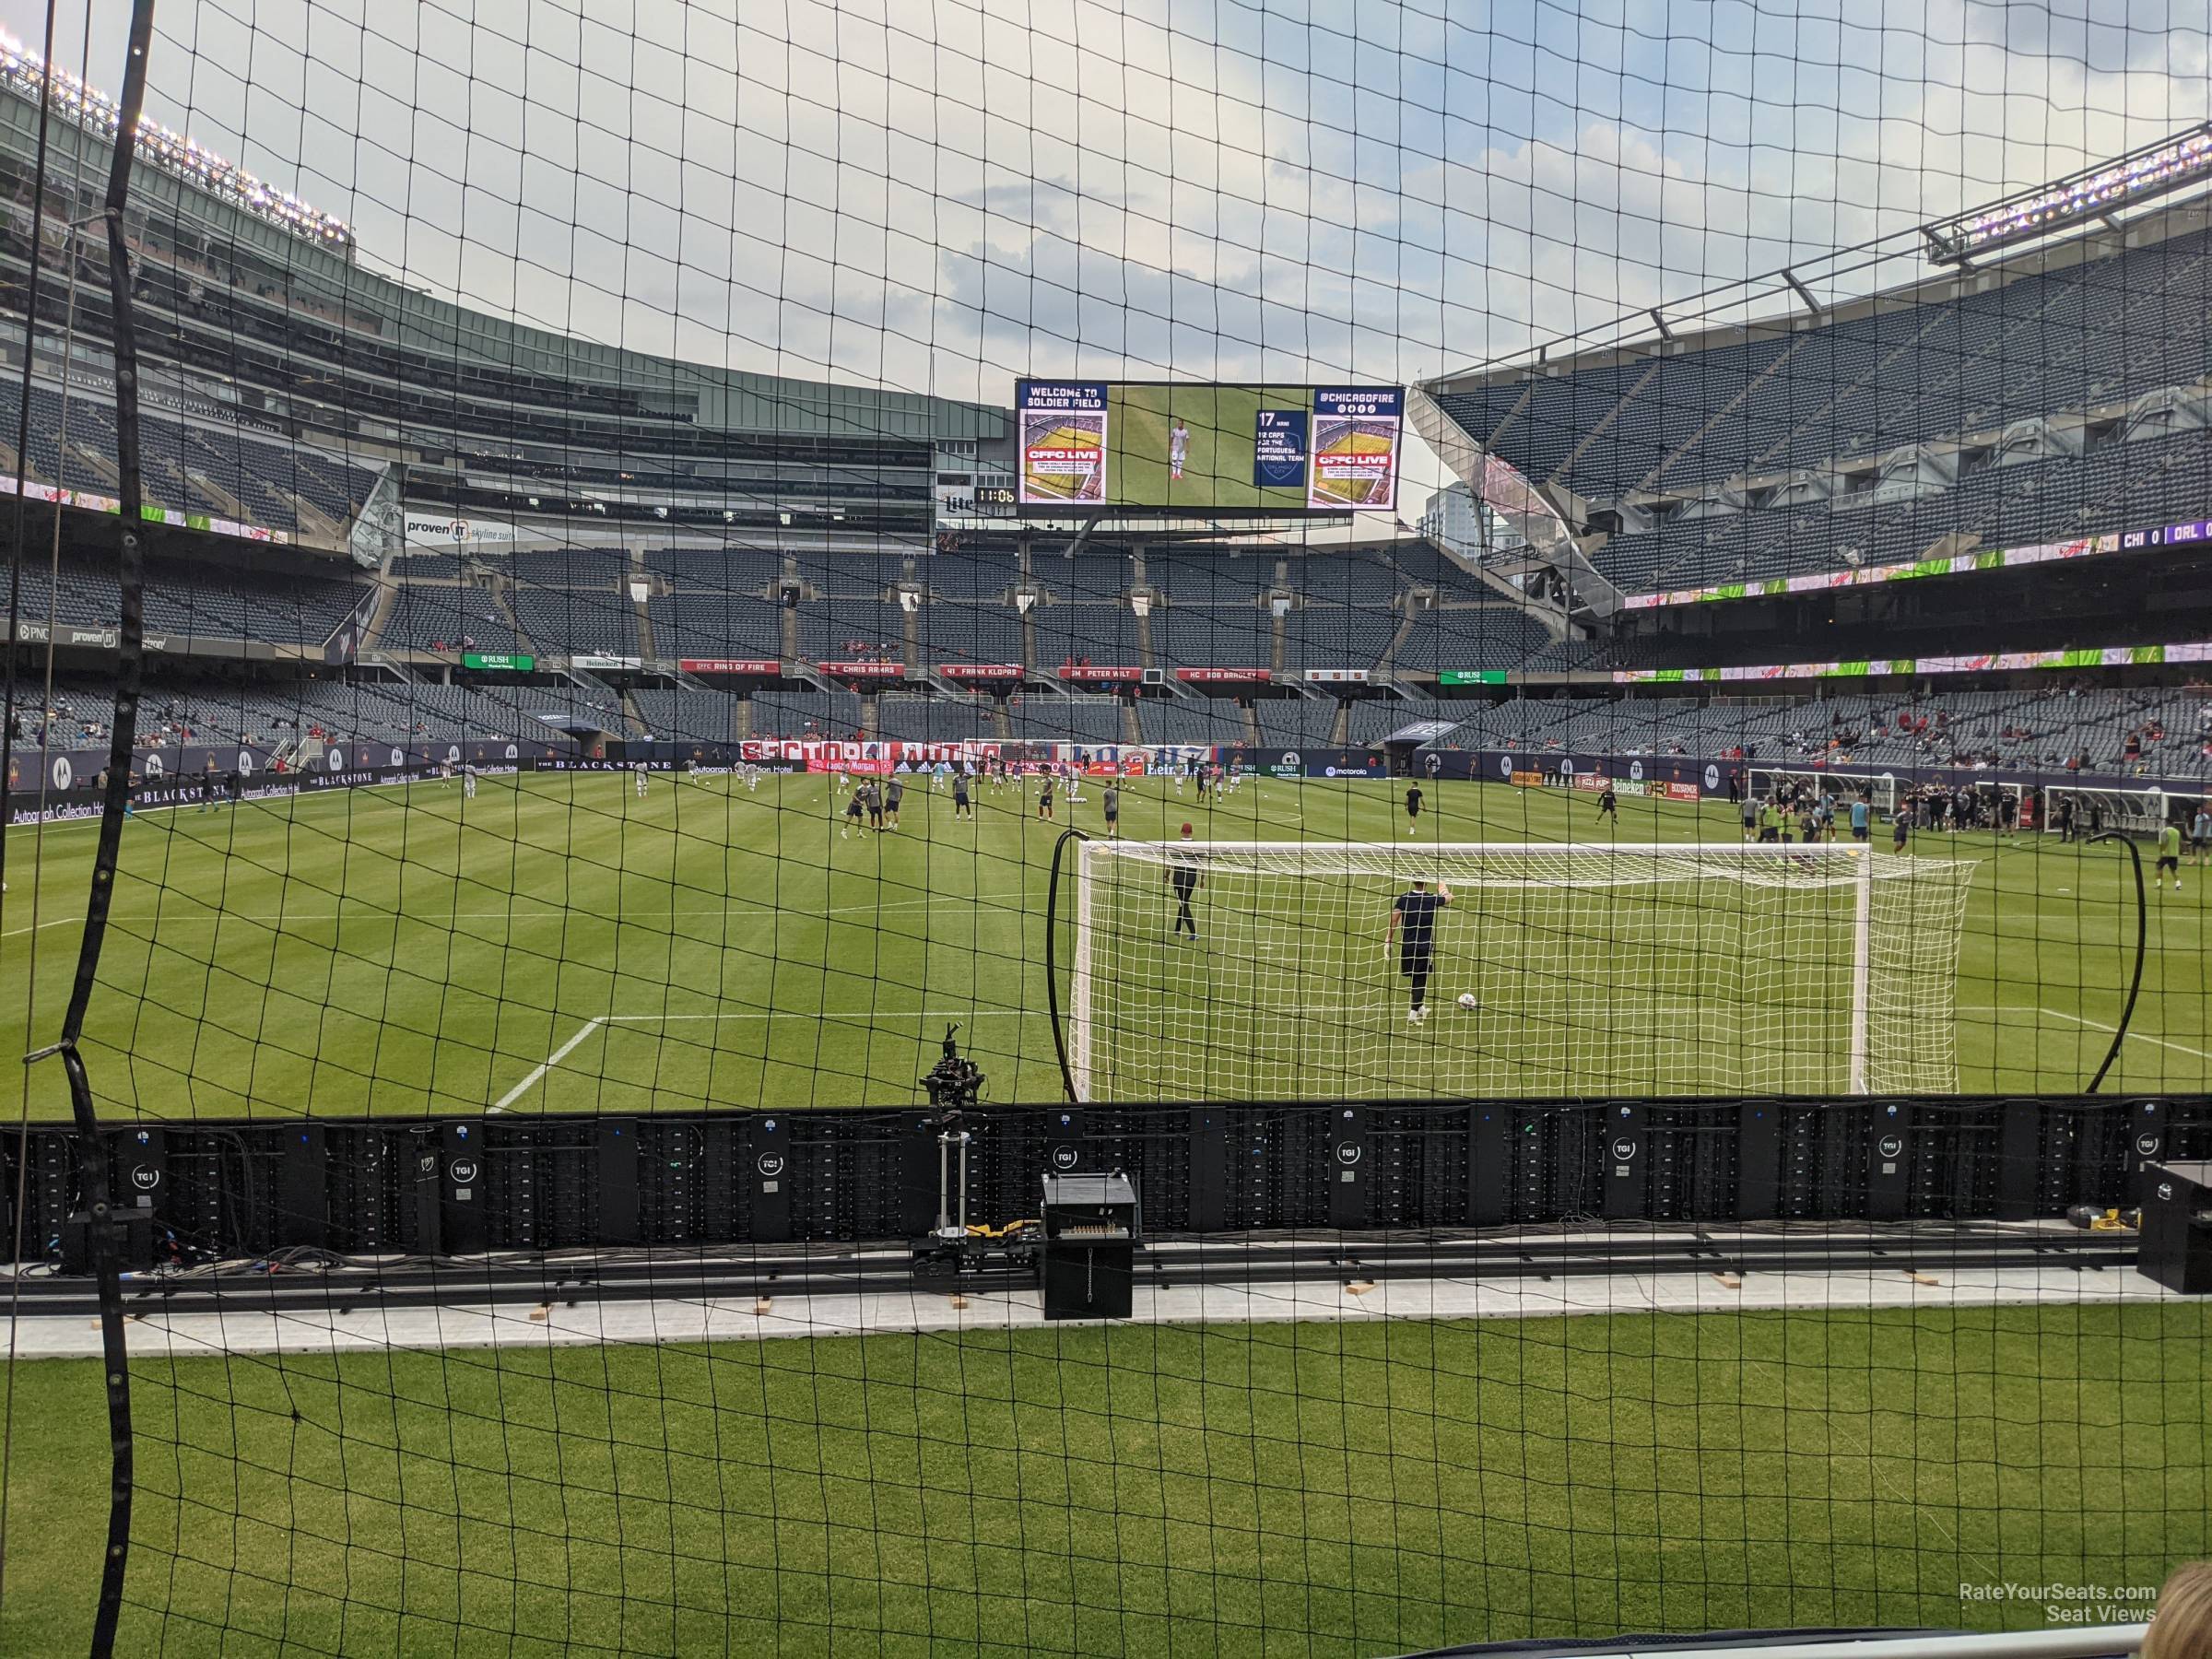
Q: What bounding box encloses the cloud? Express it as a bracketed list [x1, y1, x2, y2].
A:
[5, 0, 2210, 516]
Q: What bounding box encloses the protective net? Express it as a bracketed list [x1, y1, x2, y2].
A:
[1, 0, 2210, 1655]
[1072, 841, 1977, 1101]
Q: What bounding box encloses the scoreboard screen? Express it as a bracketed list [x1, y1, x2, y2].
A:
[1016, 382, 1403, 513]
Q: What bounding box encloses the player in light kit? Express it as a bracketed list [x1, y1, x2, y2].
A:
[1169, 417, 1190, 481]
[463, 762, 477, 800]
[1385, 877, 1453, 1024]
[742, 762, 759, 791]
[634, 761, 649, 798]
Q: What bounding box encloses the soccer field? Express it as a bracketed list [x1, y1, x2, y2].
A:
[3, 770, 2206, 1122]
[4, 1301, 2205, 1656]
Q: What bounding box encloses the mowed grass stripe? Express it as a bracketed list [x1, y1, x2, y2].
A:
[1, 771, 2205, 1118]
[3, 1303, 2206, 1656]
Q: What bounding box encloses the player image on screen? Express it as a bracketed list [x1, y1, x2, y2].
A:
[1019, 382, 1403, 512]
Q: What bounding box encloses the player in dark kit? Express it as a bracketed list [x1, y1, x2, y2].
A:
[1596, 783, 1618, 821]
[1167, 822, 1201, 942]
[884, 776, 904, 830]
[1384, 877, 1453, 1023]
[841, 789, 867, 838]
[196, 767, 218, 813]
[952, 768, 972, 819]
[1405, 782, 1423, 837]
[865, 782, 884, 830]
[1037, 775, 1055, 820]
[1101, 782, 1120, 837]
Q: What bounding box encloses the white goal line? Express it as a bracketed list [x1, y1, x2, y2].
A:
[489, 1007, 1039, 1112]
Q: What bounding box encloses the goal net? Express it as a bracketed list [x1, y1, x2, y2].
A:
[1749, 767, 1901, 814]
[2043, 784, 2196, 838]
[1069, 841, 1977, 1101]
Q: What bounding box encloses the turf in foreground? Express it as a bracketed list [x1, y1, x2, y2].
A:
[4, 1301, 2205, 1656]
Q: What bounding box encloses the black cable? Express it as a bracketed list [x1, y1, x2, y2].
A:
[2082, 830, 2148, 1095]
[1041, 824, 1090, 1104]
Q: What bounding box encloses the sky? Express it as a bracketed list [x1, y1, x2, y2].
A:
[5, 0, 2211, 513]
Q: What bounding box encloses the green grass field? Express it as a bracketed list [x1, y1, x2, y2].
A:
[5, 1302, 2206, 1656]
[1109, 384, 1313, 512]
[3, 769, 2207, 1120]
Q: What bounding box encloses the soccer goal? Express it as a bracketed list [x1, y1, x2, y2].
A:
[2042, 784, 2194, 838]
[1066, 841, 1977, 1102]
[1748, 767, 1900, 813]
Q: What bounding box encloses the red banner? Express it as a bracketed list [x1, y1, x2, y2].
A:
[938, 664, 1023, 681]
[680, 657, 780, 675]
[810, 757, 894, 775]
[1084, 756, 1149, 776]
[1571, 772, 1607, 791]
[816, 661, 904, 678]
[1663, 781, 1703, 802]
[1059, 665, 1142, 682]
[1174, 667, 1273, 683]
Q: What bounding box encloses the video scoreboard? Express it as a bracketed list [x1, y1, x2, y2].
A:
[1017, 382, 1404, 513]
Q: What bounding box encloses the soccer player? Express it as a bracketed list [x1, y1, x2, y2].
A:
[1384, 877, 1453, 1025]
[1102, 781, 1120, 838]
[1167, 822, 1201, 942]
[634, 762, 649, 799]
[1596, 782, 1617, 822]
[841, 788, 867, 838]
[1740, 792, 1759, 841]
[2192, 801, 2211, 866]
[440, 761, 454, 787]
[224, 769, 243, 809]
[1173, 758, 1185, 795]
[195, 766, 217, 813]
[1037, 773, 1055, 821]
[1169, 417, 1191, 482]
[865, 781, 885, 831]
[463, 762, 477, 800]
[885, 775, 904, 830]
[1891, 809, 1910, 854]
[1850, 794, 1871, 841]
[1405, 779, 1423, 837]
[952, 767, 972, 819]
[743, 762, 760, 792]
[2157, 816, 2184, 891]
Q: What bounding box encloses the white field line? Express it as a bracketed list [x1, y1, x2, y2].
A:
[488, 1008, 1036, 1112]
[1959, 1005, 2212, 1061]
[490, 1017, 607, 1112]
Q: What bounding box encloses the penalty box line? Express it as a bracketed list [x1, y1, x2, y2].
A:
[489, 1008, 1034, 1112]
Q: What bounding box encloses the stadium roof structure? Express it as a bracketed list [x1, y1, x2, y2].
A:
[1417, 149, 2212, 615]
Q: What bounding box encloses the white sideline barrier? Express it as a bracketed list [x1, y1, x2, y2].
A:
[1584, 1628, 2151, 1659]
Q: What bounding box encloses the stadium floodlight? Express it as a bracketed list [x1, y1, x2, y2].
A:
[1924, 124, 2212, 265]
[1065, 841, 1975, 1101]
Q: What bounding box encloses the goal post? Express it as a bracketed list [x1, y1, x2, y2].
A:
[1065, 841, 1976, 1102]
[1748, 767, 1901, 814]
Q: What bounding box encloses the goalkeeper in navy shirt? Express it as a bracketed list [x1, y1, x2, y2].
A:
[1167, 822, 1202, 942]
[1385, 877, 1453, 1024]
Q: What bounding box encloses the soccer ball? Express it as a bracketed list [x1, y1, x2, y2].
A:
[1456, 992, 1478, 1011]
